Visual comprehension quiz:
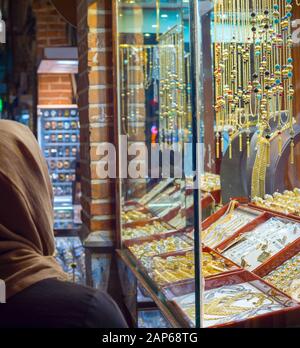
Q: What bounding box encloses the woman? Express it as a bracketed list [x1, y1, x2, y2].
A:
[0, 120, 127, 328]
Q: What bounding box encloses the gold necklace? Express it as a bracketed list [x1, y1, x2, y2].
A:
[251, 136, 268, 199]
[214, 0, 294, 166]
[204, 291, 274, 319]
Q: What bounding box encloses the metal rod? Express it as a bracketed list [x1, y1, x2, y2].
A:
[190, 0, 204, 329]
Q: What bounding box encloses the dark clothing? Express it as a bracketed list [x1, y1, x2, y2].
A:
[0, 278, 127, 328]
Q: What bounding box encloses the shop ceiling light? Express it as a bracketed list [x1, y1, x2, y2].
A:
[38, 60, 78, 74]
[38, 47, 78, 74]
[56, 60, 78, 66]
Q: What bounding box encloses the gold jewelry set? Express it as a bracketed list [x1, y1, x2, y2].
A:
[200, 173, 221, 193]
[151, 251, 195, 286]
[214, 0, 295, 164]
[159, 25, 192, 145]
[124, 190, 300, 326]
[251, 135, 270, 198]
[223, 217, 300, 271]
[202, 203, 259, 248]
[119, 45, 147, 136]
[203, 284, 284, 326]
[185, 173, 221, 192]
[172, 283, 284, 327]
[264, 252, 300, 302]
[147, 251, 235, 287]
[119, 13, 192, 143]
[122, 210, 153, 224]
[128, 235, 193, 260]
[253, 188, 300, 215]
[123, 220, 171, 240]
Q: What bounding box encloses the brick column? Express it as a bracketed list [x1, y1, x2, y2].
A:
[33, 0, 73, 105]
[76, 0, 115, 244]
[76, 2, 131, 316]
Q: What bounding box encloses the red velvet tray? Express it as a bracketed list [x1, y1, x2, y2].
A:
[122, 216, 172, 230]
[216, 212, 300, 274]
[216, 212, 272, 253]
[203, 189, 221, 206]
[201, 200, 261, 231]
[201, 201, 263, 249]
[121, 218, 177, 242]
[253, 237, 300, 278]
[144, 185, 183, 222]
[145, 184, 181, 209]
[121, 199, 300, 327]
[163, 270, 300, 328]
[135, 246, 241, 290]
[123, 227, 194, 256]
[248, 202, 300, 223]
[160, 204, 182, 222]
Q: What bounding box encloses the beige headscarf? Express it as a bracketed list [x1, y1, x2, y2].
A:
[0, 120, 67, 299]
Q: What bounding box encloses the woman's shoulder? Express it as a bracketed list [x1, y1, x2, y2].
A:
[20, 278, 98, 308]
[42, 278, 127, 328]
[4, 278, 127, 328]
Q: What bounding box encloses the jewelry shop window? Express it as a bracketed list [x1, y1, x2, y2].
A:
[113, 0, 205, 328]
[194, 0, 300, 328]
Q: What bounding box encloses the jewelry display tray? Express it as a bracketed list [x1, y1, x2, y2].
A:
[201, 189, 221, 207]
[122, 212, 174, 228]
[128, 181, 220, 229]
[123, 227, 195, 257]
[216, 211, 300, 274]
[121, 199, 300, 327]
[145, 185, 184, 222]
[122, 201, 158, 228]
[144, 181, 219, 222]
[162, 270, 300, 328]
[200, 201, 263, 247]
[39, 107, 80, 231]
[123, 199, 191, 235]
[138, 179, 176, 206]
[124, 246, 240, 291]
[254, 235, 300, 279]
[183, 189, 221, 217]
[248, 202, 300, 222]
[124, 217, 174, 228]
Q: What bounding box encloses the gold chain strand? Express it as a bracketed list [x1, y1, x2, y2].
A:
[213, 0, 294, 194]
[291, 139, 295, 165]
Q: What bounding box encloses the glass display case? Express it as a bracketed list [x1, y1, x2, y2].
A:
[38, 105, 81, 233]
[194, 0, 300, 328]
[114, 0, 200, 328]
[114, 0, 300, 328]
